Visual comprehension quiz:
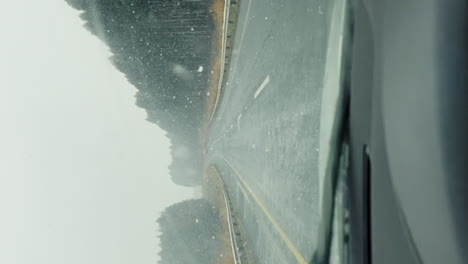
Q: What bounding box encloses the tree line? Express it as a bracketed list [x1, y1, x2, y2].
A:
[157, 199, 222, 264]
[65, 0, 217, 186]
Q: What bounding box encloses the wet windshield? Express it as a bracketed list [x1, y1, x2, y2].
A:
[0, 0, 347, 263]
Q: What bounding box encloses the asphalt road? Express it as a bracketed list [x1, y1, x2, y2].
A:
[207, 0, 338, 263]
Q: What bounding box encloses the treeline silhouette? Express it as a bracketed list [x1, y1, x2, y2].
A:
[65, 1, 224, 262]
[157, 199, 221, 263]
[65, 0, 216, 187]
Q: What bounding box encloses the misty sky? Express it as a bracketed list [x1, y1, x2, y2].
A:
[0, 1, 194, 263]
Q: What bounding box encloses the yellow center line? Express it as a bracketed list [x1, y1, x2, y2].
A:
[221, 157, 308, 264]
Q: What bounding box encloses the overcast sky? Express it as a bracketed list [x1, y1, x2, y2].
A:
[0, 1, 194, 263]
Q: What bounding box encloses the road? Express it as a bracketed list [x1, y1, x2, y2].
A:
[207, 0, 341, 263]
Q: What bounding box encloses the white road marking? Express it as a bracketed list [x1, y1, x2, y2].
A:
[211, 135, 225, 147]
[230, 0, 254, 78]
[212, 0, 254, 126]
[237, 113, 242, 130]
[221, 157, 308, 264]
[254, 75, 270, 98]
[238, 183, 249, 203]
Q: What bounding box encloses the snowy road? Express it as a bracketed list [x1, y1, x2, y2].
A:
[206, 0, 339, 263]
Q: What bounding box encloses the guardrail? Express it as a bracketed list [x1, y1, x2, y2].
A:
[221, 180, 243, 264]
[211, 165, 251, 264]
[208, 0, 241, 126]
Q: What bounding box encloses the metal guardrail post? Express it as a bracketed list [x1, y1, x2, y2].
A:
[211, 165, 252, 264]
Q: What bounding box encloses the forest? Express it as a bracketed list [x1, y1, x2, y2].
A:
[65, 0, 216, 187]
[65, 1, 223, 261]
[157, 199, 222, 263]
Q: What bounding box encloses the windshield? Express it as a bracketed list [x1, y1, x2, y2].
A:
[0, 0, 347, 263]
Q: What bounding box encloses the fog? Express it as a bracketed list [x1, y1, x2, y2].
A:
[0, 1, 194, 263]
